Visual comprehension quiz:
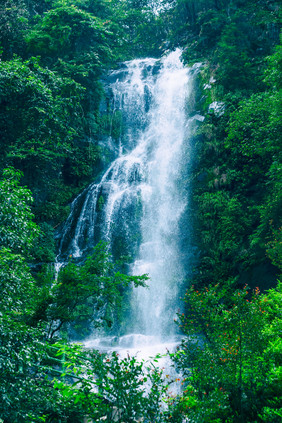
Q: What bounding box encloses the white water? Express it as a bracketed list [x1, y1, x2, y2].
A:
[129, 50, 191, 340]
[59, 49, 196, 359]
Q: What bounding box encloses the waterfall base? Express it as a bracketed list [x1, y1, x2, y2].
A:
[84, 333, 184, 395]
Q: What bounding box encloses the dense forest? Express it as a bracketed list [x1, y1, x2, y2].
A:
[0, 0, 281, 422]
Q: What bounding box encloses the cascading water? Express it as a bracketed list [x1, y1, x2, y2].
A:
[58, 49, 199, 355]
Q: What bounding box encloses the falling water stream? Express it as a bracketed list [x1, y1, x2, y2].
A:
[58, 49, 198, 363]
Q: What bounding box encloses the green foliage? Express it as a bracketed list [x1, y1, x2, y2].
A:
[0, 318, 51, 422]
[45, 242, 148, 338]
[52, 343, 170, 422]
[0, 248, 36, 316]
[114, 5, 167, 58]
[25, 3, 114, 81]
[191, 36, 282, 289]
[195, 191, 250, 283]
[172, 283, 282, 422]
[267, 227, 282, 274]
[226, 92, 281, 164]
[0, 167, 57, 422]
[0, 57, 84, 177]
[32, 222, 56, 263]
[264, 42, 282, 90]
[0, 167, 39, 255]
[175, 0, 280, 91]
[0, 0, 29, 60]
[0, 54, 103, 226]
[214, 23, 255, 92]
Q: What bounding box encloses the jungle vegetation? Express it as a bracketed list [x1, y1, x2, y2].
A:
[0, 0, 281, 421]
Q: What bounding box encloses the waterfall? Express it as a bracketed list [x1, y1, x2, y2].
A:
[58, 49, 198, 350]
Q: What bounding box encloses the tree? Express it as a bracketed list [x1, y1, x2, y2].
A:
[52, 343, 170, 423]
[0, 57, 101, 226]
[0, 0, 29, 59]
[0, 58, 85, 186]
[171, 283, 281, 422]
[25, 2, 114, 81]
[0, 168, 51, 422]
[45, 242, 148, 339]
[0, 167, 39, 255]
